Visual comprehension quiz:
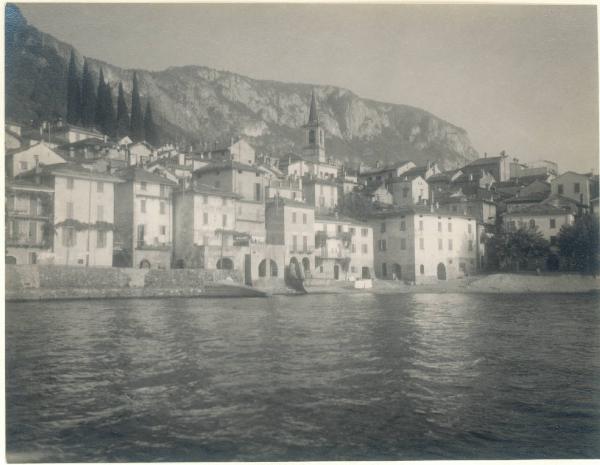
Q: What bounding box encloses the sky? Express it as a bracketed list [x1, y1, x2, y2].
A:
[18, 3, 599, 172]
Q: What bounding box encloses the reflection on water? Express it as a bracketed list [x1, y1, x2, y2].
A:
[6, 293, 600, 461]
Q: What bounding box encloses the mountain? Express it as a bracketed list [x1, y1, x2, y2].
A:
[5, 4, 478, 169]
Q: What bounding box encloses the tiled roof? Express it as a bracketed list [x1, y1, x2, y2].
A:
[186, 183, 240, 199]
[116, 167, 179, 186]
[266, 198, 313, 209]
[193, 161, 260, 175]
[465, 155, 505, 167]
[359, 160, 413, 177]
[504, 203, 572, 216]
[315, 213, 368, 225]
[6, 179, 54, 191]
[18, 162, 123, 183]
[57, 137, 116, 150]
[505, 191, 550, 203]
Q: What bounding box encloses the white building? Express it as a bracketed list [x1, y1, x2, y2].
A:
[6, 142, 66, 177]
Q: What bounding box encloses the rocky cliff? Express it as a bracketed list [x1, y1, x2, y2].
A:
[6, 4, 478, 168]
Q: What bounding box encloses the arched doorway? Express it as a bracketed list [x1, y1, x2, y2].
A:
[259, 259, 279, 277]
[139, 259, 151, 269]
[334, 264, 340, 280]
[217, 257, 234, 270]
[392, 263, 401, 280]
[436, 262, 447, 280]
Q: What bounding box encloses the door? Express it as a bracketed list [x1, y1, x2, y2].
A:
[244, 254, 252, 286]
[334, 265, 340, 280]
[437, 262, 447, 280]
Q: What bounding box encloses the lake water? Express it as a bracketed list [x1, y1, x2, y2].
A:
[6, 293, 600, 461]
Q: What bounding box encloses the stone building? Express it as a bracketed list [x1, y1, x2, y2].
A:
[6, 142, 66, 178]
[550, 171, 593, 207]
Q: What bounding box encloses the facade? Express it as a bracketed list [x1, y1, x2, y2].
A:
[371, 208, 478, 283]
[303, 177, 338, 215]
[462, 153, 511, 182]
[358, 161, 416, 187]
[265, 176, 303, 201]
[18, 163, 121, 266]
[313, 214, 374, 281]
[265, 198, 316, 277]
[391, 174, 429, 206]
[5, 180, 54, 264]
[193, 139, 256, 166]
[550, 171, 592, 207]
[113, 167, 178, 269]
[503, 204, 575, 245]
[57, 138, 128, 172]
[6, 142, 66, 178]
[128, 141, 155, 166]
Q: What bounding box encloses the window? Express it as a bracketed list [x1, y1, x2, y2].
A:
[141, 181, 147, 191]
[420, 264, 425, 275]
[438, 222, 442, 232]
[160, 184, 166, 197]
[337, 225, 343, 233]
[574, 182, 580, 194]
[309, 129, 315, 145]
[292, 235, 298, 252]
[419, 220, 423, 231]
[400, 221, 406, 231]
[7, 196, 15, 212]
[468, 224, 472, 234]
[97, 181, 104, 193]
[468, 240, 473, 251]
[382, 263, 387, 277]
[67, 177, 74, 189]
[137, 224, 145, 245]
[419, 238, 424, 250]
[303, 213, 307, 225]
[97, 205, 104, 222]
[351, 243, 356, 253]
[378, 239, 387, 251]
[97, 230, 106, 248]
[28, 221, 37, 242]
[292, 212, 297, 223]
[361, 228, 368, 237]
[351, 266, 356, 273]
[558, 184, 564, 195]
[403, 187, 409, 198]
[361, 243, 368, 254]
[20, 161, 28, 171]
[550, 218, 556, 229]
[160, 225, 166, 235]
[381, 222, 386, 233]
[400, 238, 406, 250]
[63, 227, 76, 247]
[255, 183, 262, 201]
[141, 199, 146, 213]
[303, 236, 308, 252]
[448, 222, 452, 232]
[529, 219, 536, 229]
[448, 239, 453, 250]
[222, 214, 227, 227]
[438, 238, 443, 250]
[203, 212, 209, 225]
[66, 202, 74, 219]
[160, 201, 166, 215]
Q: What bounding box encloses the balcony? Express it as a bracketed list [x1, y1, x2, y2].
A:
[136, 240, 172, 251]
[7, 208, 51, 220]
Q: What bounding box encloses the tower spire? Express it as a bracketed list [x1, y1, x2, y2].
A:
[308, 89, 318, 124]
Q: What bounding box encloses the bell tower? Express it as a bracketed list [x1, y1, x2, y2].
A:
[303, 90, 326, 163]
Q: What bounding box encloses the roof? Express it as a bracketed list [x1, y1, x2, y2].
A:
[6, 179, 54, 192]
[193, 161, 260, 175]
[116, 166, 179, 186]
[465, 155, 506, 167]
[504, 203, 573, 216]
[185, 183, 240, 199]
[315, 213, 368, 225]
[57, 137, 115, 150]
[358, 160, 414, 177]
[127, 140, 155, 151]
[17, 162, 123, 183]
[509, 174, 552, 185]
[266, 198, 314, 209]
[307, 90, 319, 124]
[505, 191, 550, 204]
[369, 205, 476, 220]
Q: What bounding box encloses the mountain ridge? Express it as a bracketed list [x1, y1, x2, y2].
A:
[6, 4, 479, 169]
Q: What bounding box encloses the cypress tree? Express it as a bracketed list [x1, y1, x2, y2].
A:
[66, 50, 81, 124]
[143, 101, 159, 147]
[95, 68, 106, 131]
[103, 83, 116, 138]
[116, 82, 130, 139]
[80, 59, 96, 127]
[130, 72, 144, 142]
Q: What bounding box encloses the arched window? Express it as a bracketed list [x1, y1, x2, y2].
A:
[216, 257, 234, 270]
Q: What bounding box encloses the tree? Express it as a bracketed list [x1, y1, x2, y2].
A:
[130, 72, 144, 142]
[487, 225, 550, 272]
[80, 59, 96, 127]
[102, 82, 116, 138]
[116, 82, 129, 139]
[94, 68, 106, 131]
[66, 50, 81, 124]
[143, 101, 159, 147]
[558, 213, 600, 274]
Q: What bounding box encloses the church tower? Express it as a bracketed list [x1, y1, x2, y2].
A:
[303, 90, 326, 163]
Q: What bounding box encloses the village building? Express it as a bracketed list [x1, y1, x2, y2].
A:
[193, 139, 257, 166]
[113, 167, 178, 269]
[192, 161, 268, 242]
[363, 183, 394, 205]
[6, 142, 66, 178]
[502, 203, 575, 246]
[312, 214, 374, 281]
[5, 179, 54, 265]
[302, 176, 338, 215]
[550, 171, 593, 207]
[265, 176, 303, 201]
[265, 198, 316, 278]
[56, 137, 128, 172]
[127, 141, 156, 166]
[390, 172, 430, 206]
[358, 160, 416, 187]
[17, 163, 121, 266]
[22, 122, 103, 147]
[370, 207, 479, 283]
[461, 152, 511, 182]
